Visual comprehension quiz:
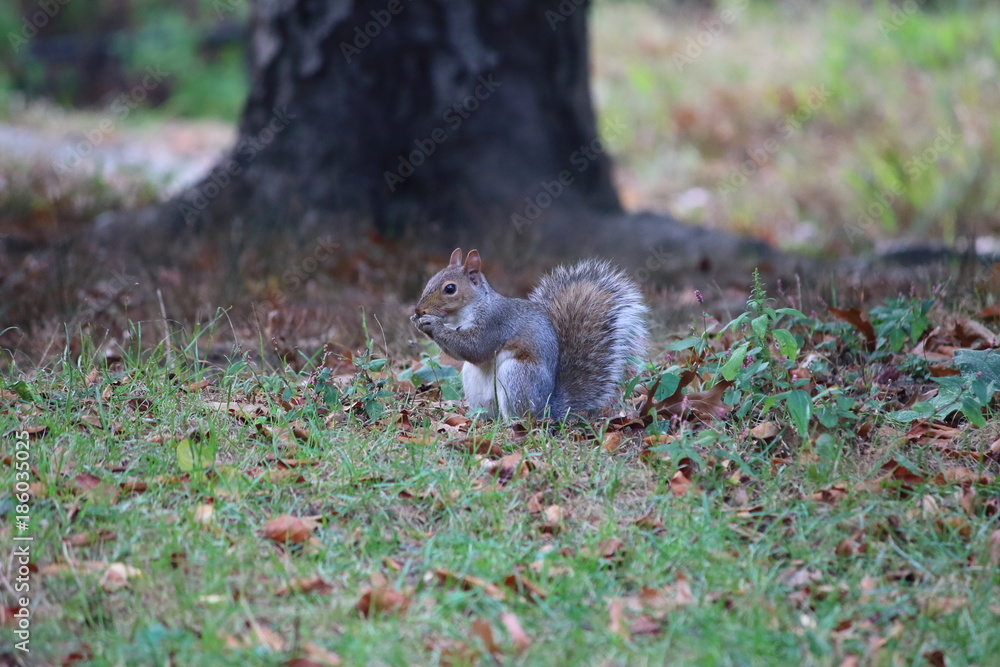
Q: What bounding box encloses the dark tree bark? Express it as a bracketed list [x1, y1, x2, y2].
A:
[170, 0, 619, 246]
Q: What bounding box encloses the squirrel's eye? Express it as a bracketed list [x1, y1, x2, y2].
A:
[443, 283, 457, 295]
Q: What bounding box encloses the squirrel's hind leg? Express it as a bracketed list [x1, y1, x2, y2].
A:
[494, 352, 556, 420]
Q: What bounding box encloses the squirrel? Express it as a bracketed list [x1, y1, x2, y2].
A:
[411, 248, 647, 420]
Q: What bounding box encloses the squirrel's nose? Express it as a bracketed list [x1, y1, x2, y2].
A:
[414, 307, 425, 317]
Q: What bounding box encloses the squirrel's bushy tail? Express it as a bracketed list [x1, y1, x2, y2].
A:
[529, 260, 648, 415]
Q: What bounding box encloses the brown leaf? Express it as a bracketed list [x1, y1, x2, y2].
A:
[669, 470, 693, 497]
[810, 484, 848, 504]
[541, 504, 564, 534]
[877, 459, 925, 494]
[526, 491, 545, 514]
[99, 562, 141, 592]
[599, 537, 625, 561]
[430, 568, 506, 601]
[608, 599, 628, 638]
[501, 573, 547, 601]
[828, 307, 877, 351]
[496, 452, 524, 486]
[988, 530, 1000, 566]
[629, 615, 663, 636]
[441, 414, 472, 430]
[500, 612, 532, 652]
[276, 576, 334, 596]
[63, 530, 117, 547]
[355, 584, 411, 618]
[470, 619, 501, 657]
[836, 535, 867, 558]
[73, 473, 103, 491]
[601, 431, 625, 453]
[453, 435, 503, 457]
[261, 515, 321, 546]
[923, 650, 946, 667]
[633, 511, 665, 532]
[749, 421, 780, 440]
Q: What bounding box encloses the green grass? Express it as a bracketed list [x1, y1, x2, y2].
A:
[3, 292, 998, 665]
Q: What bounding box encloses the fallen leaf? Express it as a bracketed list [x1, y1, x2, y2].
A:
[989, 530, 1000, 566]
[429, 568, 506, 601]
[193, 502, 215, 525]
[599, 537, 625, 562]
[541, 504, 564, 534]
[261, 515, 321, 546]
[501, 573, 547, 601]
[629, 615, 663, 636]
[276, 576, 334, 596]
[669, 470, 693, 497]
[749, 421, 780, 440]
[99, 562, 141, 592]
[355, 583, 411, 618]
[500, 612, 531, 652]
[923, 650, 946, 667]
[470, 619, 501, 657]
[810, 484, 848, 504]
[601, 431, 625, 453]
[62, 530, 117, 547]
[828, 307, 877, 351]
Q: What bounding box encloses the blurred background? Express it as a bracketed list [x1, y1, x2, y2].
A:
[1, 0, 997, 255]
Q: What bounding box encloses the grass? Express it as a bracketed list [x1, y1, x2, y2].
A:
[2, 287, 998, 665]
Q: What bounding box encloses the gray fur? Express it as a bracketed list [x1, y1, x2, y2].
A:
[530, 260, 648, 416]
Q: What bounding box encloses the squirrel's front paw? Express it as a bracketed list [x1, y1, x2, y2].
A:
[412, 314, 439, 336]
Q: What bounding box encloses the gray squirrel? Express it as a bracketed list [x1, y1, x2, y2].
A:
[411, 248, 647, 420]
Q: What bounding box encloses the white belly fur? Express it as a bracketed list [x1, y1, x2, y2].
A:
[462, 350, 515, 418]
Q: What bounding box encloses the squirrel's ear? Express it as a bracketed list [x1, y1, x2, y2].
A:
[465, 249, 482, 285]
[448, 248, 463, 267]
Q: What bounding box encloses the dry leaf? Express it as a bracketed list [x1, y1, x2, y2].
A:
[430, 568, 506, 601]
[276, 576, 334, 596]
[601, 431, 625, 453]
[810, 484, 848, 504]
[261, 515, 321, 546]
[500, 612, 531, 652]
[502, 573, 547, 601]
[989, 530, 1000, 566]
[828, 307, 877, 351]
[99, 562, 141, 592]
[62, 530, 117, 547]
[749, 421, 780, 440]
[470, 619, 501, 657]
[355, 583, 411, 618]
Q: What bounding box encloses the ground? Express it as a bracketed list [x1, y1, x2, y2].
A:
[1, 1, 1000, 665]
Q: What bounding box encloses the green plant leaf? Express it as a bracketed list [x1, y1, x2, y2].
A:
[785, 390, 812, 437]
[772, 329, 799, 359]
[721, 343, 750, 381]
[953, 349, 1000, 402]
[176, 438, 214, 472]
[751, 314, 769, 339]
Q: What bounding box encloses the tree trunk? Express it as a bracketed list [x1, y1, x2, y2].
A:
[171, 0, 619, 246]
